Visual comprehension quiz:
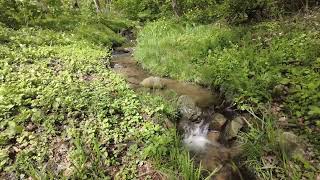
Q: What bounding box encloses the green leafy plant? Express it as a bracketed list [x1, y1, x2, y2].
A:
[0, 15, 198, 179]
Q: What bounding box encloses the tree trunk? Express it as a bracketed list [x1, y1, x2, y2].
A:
[93, 0, 101, 13]
[171, 0, 180, 17]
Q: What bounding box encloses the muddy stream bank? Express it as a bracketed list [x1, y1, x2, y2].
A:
[110, 48, 254, 180]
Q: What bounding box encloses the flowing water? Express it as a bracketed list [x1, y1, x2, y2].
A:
[111, 51, 220, 108]
[111, 49, 254, 180]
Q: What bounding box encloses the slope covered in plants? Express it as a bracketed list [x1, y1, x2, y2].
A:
[136, 13, 320, 122]
[0, 2, 206, 179]
[134, 7, 320, 180]
[1, 0, 320, 179]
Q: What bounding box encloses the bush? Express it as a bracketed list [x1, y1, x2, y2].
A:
[0, 13, 203, 178]
[113, 0, 171, 21]
[0, 20, 182, 178]
[113, 0, 319, 23]
[135, 16, 320, 122]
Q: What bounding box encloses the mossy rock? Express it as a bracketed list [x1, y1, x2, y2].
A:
[225, 116, 245, 140]
[209, 113, 227, 131]
[177, 95, 202, 120]
[140, 76, 166, 89]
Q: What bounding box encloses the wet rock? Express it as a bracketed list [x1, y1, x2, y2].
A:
[200, 146, 231, 171]
[207, 131, 221, 144]
[124, 47, 134, 53]
[177, 95, 202, 120]
[207, 131, 221, 147]
[209, 113, 227, 131]
[140, 76, 165, 89]
[222, 107, 238, 119]
[225, 116, 245, 140]
[113, 63, 124, 69]
[114, 47, 130, 53]
[214, 165, 233, 180]
[120, 28, 135, 40]
[177, 118, 189, 133]
[164, 118, 175, 129]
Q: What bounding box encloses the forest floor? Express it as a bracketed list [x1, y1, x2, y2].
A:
[0, 15, 189, 179]
[1, 8, 320, 180]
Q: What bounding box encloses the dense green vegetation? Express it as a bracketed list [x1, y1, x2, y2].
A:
[1, 0, 320, 179]
[132, 2, 320, 179]
[114, 0, 319, 23]
[136, 14, 320, 123]
[135, 15, 320, 178]
[135, 10, 320, 172]
[0, 1, 213, 179]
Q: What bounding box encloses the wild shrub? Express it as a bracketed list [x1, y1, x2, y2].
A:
[135, 16, 320, 124]
[113, 0, 319, 23]
[0, 15, 201, 178]
[113, 0, 170, 21]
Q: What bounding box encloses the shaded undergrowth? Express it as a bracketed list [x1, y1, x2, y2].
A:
[135, 9, 320, 179]
[0, 15, 206, 179]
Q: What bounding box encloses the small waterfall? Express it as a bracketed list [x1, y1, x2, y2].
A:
[182, 120, 210, 152]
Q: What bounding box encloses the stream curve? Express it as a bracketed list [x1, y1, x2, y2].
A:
[111, 48, 255, 180]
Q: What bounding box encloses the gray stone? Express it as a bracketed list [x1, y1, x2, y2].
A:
[225, 116, 244, 140]
[177, 95, 202, 120]
[209, 113, 227, 131]
[140, 76, 165, 89]
[114, 47, 130, 53]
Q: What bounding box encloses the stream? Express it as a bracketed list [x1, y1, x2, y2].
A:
[111, 48, 255, 180]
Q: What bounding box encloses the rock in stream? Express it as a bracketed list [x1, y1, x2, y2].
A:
[111, 48, 250, 179]
[177, 95, 202, 121]
[209, 113, 227, 131]
[140, 76, 166, 89]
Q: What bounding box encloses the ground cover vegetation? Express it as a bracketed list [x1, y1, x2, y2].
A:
[0, 0, 212, 179]
[135, 13, 320, 128]
[114, 0, 319, 23]
[116, 0, 320, 179]
[1, 0, 320, 179]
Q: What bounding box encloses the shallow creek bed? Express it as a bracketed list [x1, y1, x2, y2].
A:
[110, 45, 320, 179]
[110, 48, 263, 179]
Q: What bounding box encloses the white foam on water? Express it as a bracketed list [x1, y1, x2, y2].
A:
[183, 120, 210, 152]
